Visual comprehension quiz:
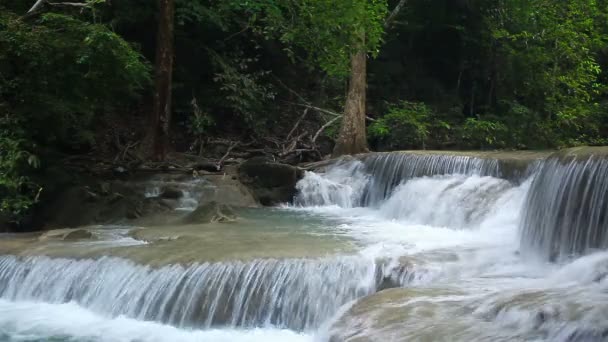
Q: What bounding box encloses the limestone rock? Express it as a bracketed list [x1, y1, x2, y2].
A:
[182, 201, 237, 224]
[39, 228, 95, 241]
[238, 157, 304, 205]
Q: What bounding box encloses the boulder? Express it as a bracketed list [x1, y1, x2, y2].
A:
[182, 201, 237, 224]
[42, 183, 177, 228]
[39, 228, 95, 241]
[159, 186, 183, 199]
[63, 229, 94, 240]
[238, 157, 304, 205]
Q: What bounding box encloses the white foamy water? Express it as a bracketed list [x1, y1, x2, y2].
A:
[293, 165, 531, 255]
[293, 154, 608, 341]
[0, 300, 312, 342]
[2, 152, 607, 341]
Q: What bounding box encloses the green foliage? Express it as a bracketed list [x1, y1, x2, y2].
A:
[242, 0, 388, 76]
[461, 118, 508, 149]
[0, 11, 151, 147]
[486, 0, 605, 147]
[0, 114, 40, 219]
[189, 106, 214, 138]
[369, 101, 435, 149]
[210, 50, 276, 131]
[0, 9, 150, 220]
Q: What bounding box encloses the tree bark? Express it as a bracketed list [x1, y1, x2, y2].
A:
[150, 0, 175, 161]
[332, 49, 368, 157]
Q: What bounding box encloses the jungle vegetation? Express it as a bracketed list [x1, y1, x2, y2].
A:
[1, 0, 608, 223]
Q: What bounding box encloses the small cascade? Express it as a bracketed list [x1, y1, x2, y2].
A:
[378, 175, 513, 228]
[0, 255, 415, 331]
[143, 176, 208, 210]
[520, 153, 608, 260]
[295, 160, 369, 208]
[296, 152, 513, 210]
[360, 153, 502, 206]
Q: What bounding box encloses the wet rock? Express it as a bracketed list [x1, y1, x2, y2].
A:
[238, 157, 304, 205]
[182, 201, 237, 224]
[329, 287, 464, 342]
[159, 186, 183, 199]
[63, 229, 94, 240]
[376, 256, 424, 291]
[192, 161, 221, 172]
[41, 182, 177, 228]
[83, 187, 100, 203]
[39, 228, 95, 241]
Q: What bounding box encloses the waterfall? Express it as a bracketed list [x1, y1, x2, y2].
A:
[520, 154, 608, 260]
[378, 175, 513, 229]
[360, 153, 503, 206]
[295, 160, 369, 208]
[296, 152, 518, 209]
[0, 255, 416, 331]
[297, 150, 608, 259]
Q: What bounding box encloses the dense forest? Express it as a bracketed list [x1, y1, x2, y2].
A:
[1, 0, 608, 225]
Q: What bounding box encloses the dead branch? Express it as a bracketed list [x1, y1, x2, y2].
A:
[384, 0, 408, 29]
[292, 102, 376, 122]
[273, 75, 311, 105]
[313, 116, 341, 143]
[27, 0, 91, 15]
[48, 1, 91, 8]
[281, 131, 308, 157]
[218, 141, 239, 168]
[286, 108, 309, 141]
[27, 0, 47, 13]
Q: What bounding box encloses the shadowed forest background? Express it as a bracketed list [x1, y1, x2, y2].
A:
[1, 0, 608, 225]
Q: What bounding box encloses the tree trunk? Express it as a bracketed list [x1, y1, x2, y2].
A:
[332, 49, 368, 157]
[150, 0, 175, 161]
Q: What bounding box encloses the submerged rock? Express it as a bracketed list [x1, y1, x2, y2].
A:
[238, 157, 304, 205]
[328, 287, 464, 342]
[182, 201, 237, 224]
[39, 228, 95, 241]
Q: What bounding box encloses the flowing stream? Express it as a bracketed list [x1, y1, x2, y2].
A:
[1, 150, 607, 341]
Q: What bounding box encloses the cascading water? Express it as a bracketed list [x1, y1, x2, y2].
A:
[378, 175, 513, 228]
[0, 254, 415, 332]
[295, 159, 369, 208]
[2, 149, 608, 342]
[295, 153, 522, 230]
[359, 153, 502, 206]
[143, 176, 208, 210]
[520, 153, 608, 261]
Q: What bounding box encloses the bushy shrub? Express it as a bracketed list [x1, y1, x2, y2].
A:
[0, 114, 40, 219]
[0, 10, 151, 221]
[460, 118, 508, 149]
[369, 101, 434, 150]
[0, 11, 151, 148]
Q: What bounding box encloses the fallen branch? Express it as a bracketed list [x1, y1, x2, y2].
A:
[217, 141, 239, 168]
[27, 0, 47, 13]
[312, 116, 341, 143]
[286, 108, 309, 141]
[48, 1, 91, 8]
[273, 75, 311, 105]
[26, 0, 92, 16]
[281, 131, 308, 157]
[292, 102, 376, 122]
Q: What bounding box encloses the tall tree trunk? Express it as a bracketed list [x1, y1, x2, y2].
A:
[332, 49, 368, 157]
[150, 0, 175, 161]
